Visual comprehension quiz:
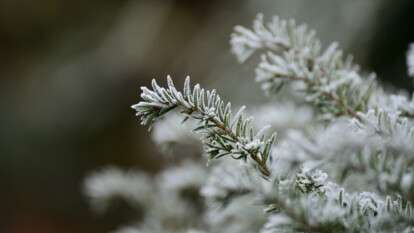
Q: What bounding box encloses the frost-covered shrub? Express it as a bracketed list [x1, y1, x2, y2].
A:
[85, 14, 414, 233]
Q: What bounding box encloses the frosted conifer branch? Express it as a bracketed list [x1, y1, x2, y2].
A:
[272, 109, 414, 200]
[90, 12, 414, 233]
[231, 13, 317, 63]
[370, 91, 414, 118]
[350, 110, 414, 200]
[261, 168, 414, 233]
[132, 76, 276, 177]
[231, 14, 376, 120]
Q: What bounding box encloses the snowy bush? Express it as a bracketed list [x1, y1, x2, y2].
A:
[85, 14, 414, 233]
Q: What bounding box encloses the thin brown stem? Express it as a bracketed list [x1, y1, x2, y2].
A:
[184, 106, 271, 177]
[210, 117, 271, 177]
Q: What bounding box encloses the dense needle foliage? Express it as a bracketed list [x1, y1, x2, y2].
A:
[84, 14, 414, 233]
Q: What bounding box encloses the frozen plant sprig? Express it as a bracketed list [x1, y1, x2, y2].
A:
[231, 14, 375, 120]
[231, 13, 317, 63]
[132, 76, 276, 177]
[262, 168, 414, 233]
[272, 109, 414, 198]
[370, 91, 414, 118]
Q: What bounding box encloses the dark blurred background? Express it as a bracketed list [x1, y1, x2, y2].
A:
[1, 1, 413, 232]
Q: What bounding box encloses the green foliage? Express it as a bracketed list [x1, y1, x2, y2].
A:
[90, 13, 414, 233]
[132, 76, 276, 177]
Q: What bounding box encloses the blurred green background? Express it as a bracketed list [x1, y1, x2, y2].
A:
[1, 0, 413, 232]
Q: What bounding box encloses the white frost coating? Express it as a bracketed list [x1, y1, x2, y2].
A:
[233, 14, 375, 121]
[369, 89, 414, 117]
[259, 214, 292, 233]
[231, 14, 291, 62]
[88, 14, 414, 233]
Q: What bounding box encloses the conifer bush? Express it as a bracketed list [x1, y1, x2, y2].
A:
[84, 14, 414, 233]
